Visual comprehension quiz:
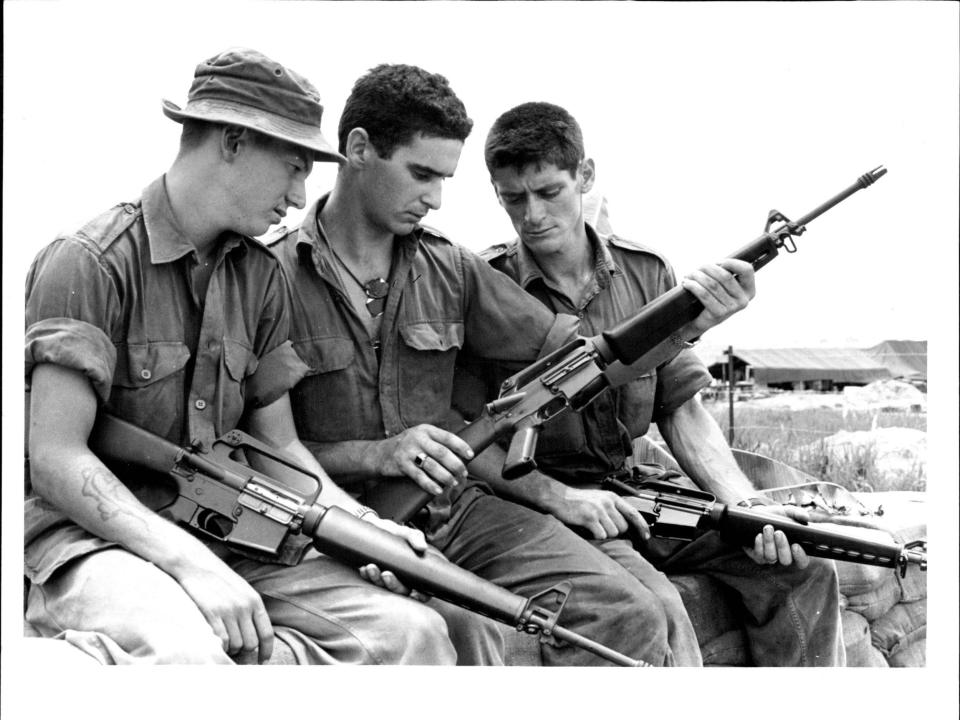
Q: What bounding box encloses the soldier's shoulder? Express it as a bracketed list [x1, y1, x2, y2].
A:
[74, 201, 143, 254]
[259, 224, 297, 248]
[605, 233, 672, 267]
[478, 240, 519, 264]
[418, 223, 456, 246]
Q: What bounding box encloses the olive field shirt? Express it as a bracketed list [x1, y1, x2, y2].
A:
[24, 176, 307, 583]
[271, 196, 577, 495]
[473, 225, 712, 485]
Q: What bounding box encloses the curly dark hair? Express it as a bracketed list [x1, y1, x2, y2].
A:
[338, 63, 473, 158]
[484, 102, 584, 177]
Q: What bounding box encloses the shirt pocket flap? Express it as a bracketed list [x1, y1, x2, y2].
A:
[398, 322, 464, 352]
[114, 343, 190, 388]
[223, 339, 260, 382]
[294, 337, 356, 374]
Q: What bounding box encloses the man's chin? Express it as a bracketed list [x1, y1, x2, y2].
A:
[392, 219, 420, 235]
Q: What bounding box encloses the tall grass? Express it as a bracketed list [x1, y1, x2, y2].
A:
[701, 403, 927, 493]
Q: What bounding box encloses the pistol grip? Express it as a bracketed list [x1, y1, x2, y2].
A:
[502, 424, 539, 480]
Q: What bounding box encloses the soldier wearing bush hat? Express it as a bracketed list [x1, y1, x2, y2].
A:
[23, 47, 500, 666]
[162, 47, 344, 164]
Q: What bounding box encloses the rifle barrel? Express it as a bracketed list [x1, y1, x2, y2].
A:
[598, 167, 886, 367]
[305, 505, 645, 666]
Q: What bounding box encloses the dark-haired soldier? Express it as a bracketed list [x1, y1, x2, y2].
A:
[456, 101, 845, 666]
[273, 64, 758, 665]
[24, 48, 496, 666]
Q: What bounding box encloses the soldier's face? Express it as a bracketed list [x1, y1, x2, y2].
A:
[228, 133, 313, 237]
[363, 133, 463, 237]
[491, 161, 588, 255]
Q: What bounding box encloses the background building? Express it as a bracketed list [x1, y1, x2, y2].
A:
[705, 340, 926, 392]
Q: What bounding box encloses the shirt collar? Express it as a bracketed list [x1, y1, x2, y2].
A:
[513, 222, 617, 291]
[589, 224, 619, 288]
[296, 194, 422, 273]
[142, 175, 246, 265]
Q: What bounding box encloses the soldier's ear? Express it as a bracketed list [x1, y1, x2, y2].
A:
[579, 158, 596, 193]
[344, 128, 372, 167]
[220, 125, 248, 161]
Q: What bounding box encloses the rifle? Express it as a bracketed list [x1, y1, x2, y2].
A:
[88, 412, 646, 667]
[366, 167, 888, 522]
[602, 474, 927, 577]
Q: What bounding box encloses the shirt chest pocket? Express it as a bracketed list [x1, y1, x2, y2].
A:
[111, 342, 190, 437]
[396, 321, 464, 427]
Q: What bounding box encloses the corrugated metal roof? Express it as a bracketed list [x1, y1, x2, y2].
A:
[719, 347, 892, 384]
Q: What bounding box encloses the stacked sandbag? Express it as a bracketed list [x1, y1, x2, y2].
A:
[831, 491, 926, 667]
[840, 607, 887, 666]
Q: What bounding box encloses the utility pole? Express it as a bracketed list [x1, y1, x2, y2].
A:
[725, 346, 735, 446]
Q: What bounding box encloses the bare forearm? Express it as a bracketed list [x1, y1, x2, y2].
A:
[467, 444, 568, 512]
[657, 397, 756, 505]
[271, 438, 364, 510]
[301, 439, 385, 481]
[243, 396, 369, 513]
[30, 449, 216, 579]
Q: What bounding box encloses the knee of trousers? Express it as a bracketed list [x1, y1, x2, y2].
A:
[591, 576, 671, 654]
[374, 601, 457, 665]
[130, 624, 234, 665]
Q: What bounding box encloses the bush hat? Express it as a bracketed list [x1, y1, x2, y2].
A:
[163, 48, 344, 164]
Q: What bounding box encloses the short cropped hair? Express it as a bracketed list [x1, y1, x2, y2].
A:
[179, 118, 220, 152]
[338, 64, 473, 158]
[178, 119, 297, 156]
[484, 102, 584, 177]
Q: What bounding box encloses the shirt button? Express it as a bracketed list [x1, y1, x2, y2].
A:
[195, 399, 207, 410]
[207, 340, 219, 352]
[139, 369, 152, 380]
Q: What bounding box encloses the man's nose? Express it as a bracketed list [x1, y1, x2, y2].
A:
[422, 180, 442, 211]
[287, 177, 307, 210]
[523, 196, 545, 225]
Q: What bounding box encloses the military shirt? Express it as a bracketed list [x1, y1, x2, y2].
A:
[271, 195, 578, 493]
[24, 176, 306, 582]
[476, 224, 712, 485]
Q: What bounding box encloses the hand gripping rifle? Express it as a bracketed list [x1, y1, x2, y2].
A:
[88, 413, 647, 667]
[366, 167, 888, 523]
[603, 475, 927, 577]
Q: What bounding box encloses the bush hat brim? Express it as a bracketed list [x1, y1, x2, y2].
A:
[163, 48, 344, 164]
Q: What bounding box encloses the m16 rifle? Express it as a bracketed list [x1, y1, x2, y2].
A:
[366, 167, 889, 523]
[88, 412, 646, 667]
[602, 474, 926, 577]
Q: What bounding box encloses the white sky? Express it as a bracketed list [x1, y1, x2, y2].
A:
[3, 2, 958, 717]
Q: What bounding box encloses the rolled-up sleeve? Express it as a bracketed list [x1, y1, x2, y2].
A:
[25, 318, 117, 402]
[24, 239, 121, 402]
[246, 339, 309, 408]
[254, 262, 294, 359]
[653, 348, 712, 418]
[244, 259, 309, 408]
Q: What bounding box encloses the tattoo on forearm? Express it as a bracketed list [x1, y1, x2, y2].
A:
[80, 465, 149, 529]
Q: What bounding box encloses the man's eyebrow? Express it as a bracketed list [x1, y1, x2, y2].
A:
[534, 182, 564, 193]
[501, 182, 563, 197]
[408, 162, 450, 179]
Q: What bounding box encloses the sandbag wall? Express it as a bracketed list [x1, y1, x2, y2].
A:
[833, 491, 926, 667]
